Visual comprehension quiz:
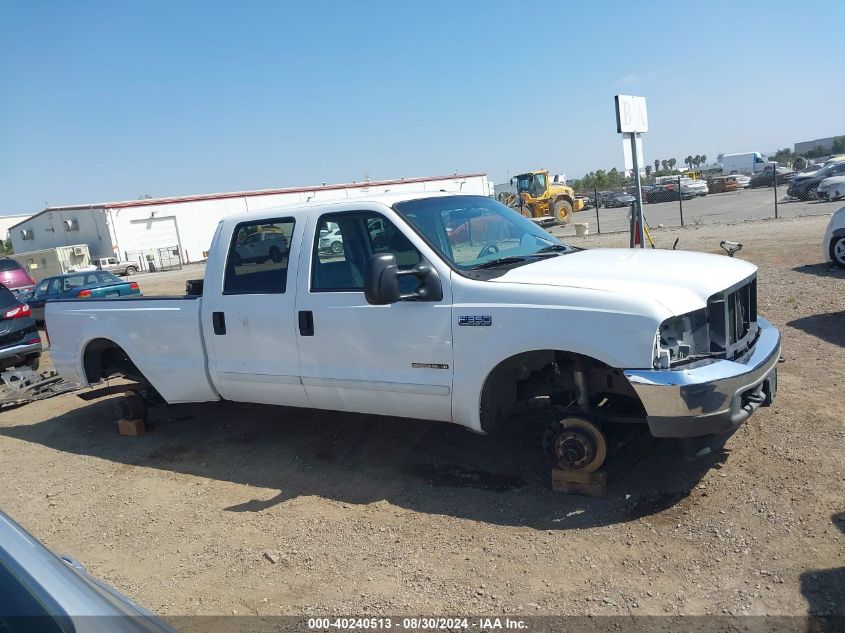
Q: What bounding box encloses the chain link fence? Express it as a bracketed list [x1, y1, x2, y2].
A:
[535, 159, 845, 239]
[124, 246, 183, 273]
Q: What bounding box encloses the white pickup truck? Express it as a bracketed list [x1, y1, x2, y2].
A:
[47, 193, 780, 472]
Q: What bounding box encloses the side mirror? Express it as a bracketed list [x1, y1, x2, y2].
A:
[364, 254, 400, 305]
[363, 253, 443, 305]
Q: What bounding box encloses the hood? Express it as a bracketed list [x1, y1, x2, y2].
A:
[491, 248, 756, 315]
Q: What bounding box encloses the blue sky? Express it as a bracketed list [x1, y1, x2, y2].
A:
[1, 0, 843, 214]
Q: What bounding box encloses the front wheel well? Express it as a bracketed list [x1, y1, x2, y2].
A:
[478, 350, 645, 434]
[82, 338, 146, 384]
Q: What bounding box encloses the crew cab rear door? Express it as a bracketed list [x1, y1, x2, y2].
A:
[201, 216, 310, 407]
[294, 205, 454, 421]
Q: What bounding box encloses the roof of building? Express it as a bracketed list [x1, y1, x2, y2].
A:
[8, 173, 486, 231]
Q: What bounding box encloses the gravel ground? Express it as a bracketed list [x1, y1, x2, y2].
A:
[0, 214, 842, 620]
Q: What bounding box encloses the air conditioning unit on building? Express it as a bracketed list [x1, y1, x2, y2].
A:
[64, 218, 79, 231]
[20, 229, 33, 240]
[73, 246, 85, 256]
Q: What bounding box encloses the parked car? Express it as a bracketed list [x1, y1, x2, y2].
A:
[749, 167, 794, 188]
[733, 174, 751, 188]
[604, 192, 636, 208]
[596, 191, 614, 208]
[0, 283, 41, 371]
[28, 270, 141, 322]
[318, 224, 345, 254]
[575, 194, 593, 210]
[233, 228, 288, 264]
[787, 160, 845, 200]
[93, 256, 140, 276]
[645, 184, 693, 203]
[823, 205, 845, 267]
[47, 192, 780, 473]
[707, 175, 739, 193]
[654, 176, 708, 197]
[817, 176, 845, 201]
[0, 258, 36, 300]
[0, 511, 177, 632]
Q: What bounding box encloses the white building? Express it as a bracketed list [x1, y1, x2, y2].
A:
[9, 174, 491, 271]
[1, 213, 33, 243]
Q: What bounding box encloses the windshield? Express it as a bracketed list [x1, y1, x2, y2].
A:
[393, 195, 571, 271]
[515, 172, 547, 197]
[0, 260, 22, 272]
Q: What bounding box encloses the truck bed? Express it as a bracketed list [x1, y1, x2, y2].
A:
[46, 295, 219, 404]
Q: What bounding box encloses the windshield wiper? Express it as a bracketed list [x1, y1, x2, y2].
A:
[471, 256, 528, 270]
[535, 244, 569, 253]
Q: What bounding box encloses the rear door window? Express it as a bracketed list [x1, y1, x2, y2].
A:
[0, 260, 22, 272]
[224, 219, 294, 294]
[62, 275, 86, 291]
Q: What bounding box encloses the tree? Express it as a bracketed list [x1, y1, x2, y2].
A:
[668, 158, 677, 171]
[654, 159, 660, 174]
[701, 154, 707, 166]
[832, 136, 845, 154]
[661, 159, 669, 172]
[685, 155, 693, 169]
[645, 165, 652, 178]
[694, 154, 702, 168]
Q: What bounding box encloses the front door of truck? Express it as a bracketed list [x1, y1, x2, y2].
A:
[202, 216, 310, 407]
[295, 208, 454, 421]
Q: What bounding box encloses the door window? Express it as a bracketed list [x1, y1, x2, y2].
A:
[46, 278, 62, 296]
[311, 212, 423, 292]
[34, 280, 49, 299]
[62, 274, 86, 291]
[224, 219, 294, 294]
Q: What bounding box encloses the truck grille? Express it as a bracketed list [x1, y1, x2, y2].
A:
[708, 277, 757, 359]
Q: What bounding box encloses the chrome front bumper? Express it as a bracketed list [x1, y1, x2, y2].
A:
[623, 317, 781, 438]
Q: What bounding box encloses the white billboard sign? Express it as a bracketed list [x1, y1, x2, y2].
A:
[615, 95, 648, 133]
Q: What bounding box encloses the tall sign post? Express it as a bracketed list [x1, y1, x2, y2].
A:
[615, 95, 648, 248]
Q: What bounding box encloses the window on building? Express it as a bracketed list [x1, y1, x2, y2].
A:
[223, 219, 294, 294]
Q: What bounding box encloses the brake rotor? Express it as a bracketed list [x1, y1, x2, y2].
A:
[545, 417, 608, 474]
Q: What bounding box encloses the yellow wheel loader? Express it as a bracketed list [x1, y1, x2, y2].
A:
[505, 170, 584, 226]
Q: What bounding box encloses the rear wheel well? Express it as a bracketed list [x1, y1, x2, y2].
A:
[479, 350, 645, 434]
[82, 338, 145, 384]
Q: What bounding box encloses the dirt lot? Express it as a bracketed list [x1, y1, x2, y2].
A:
[1, 214, 843, 620]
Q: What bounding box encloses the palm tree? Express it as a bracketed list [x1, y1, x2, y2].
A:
[661, 159, 669, 172]
[645, 165, 652, 179]
[668, 158, 677, 171]
[701, 154, 707, 167]
[685, 155, 693, 169]
[654, 159, 660, 174]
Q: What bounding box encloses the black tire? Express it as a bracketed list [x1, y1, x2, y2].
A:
[552, 199, 574, 225]
[269, 246, 282, 263]
[830, 236, 845, 268]
[125, 266, 137, 276]
[331, 241, 344, 255]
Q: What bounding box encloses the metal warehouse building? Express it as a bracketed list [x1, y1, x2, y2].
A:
[9, 173, 491, 272]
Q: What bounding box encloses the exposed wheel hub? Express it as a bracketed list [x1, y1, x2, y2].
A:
[543, 416, 608, 473]
[554, 429, 596, 470]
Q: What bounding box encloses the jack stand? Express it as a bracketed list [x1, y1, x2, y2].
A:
[551, 468, 607, 497]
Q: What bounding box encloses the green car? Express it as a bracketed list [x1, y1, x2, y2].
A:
[28, 270, 142, 323]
